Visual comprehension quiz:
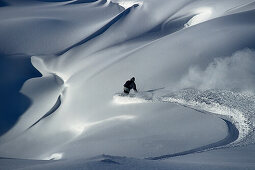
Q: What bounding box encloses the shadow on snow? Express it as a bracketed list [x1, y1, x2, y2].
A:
[0, 54, 41, 136]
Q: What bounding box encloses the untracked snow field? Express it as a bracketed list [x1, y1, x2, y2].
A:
[1, 0, 255, 169]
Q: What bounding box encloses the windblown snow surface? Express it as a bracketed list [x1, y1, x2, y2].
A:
[1, 0, 255, 169]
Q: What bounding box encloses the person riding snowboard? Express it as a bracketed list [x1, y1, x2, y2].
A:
[123, 77, 138, 95]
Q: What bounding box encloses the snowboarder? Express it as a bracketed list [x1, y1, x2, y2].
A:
[123, 77, 138, 95]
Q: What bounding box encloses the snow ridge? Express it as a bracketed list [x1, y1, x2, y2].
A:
[57, 3, 138, 55]
[27, 95, 62, 130]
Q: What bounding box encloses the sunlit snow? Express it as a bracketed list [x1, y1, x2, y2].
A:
[0, 0, 255, 169]
[185, 7, 213, 27]
[44, 153, 63, 160]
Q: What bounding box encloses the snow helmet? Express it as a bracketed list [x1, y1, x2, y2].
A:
[131, 77, 135, 81]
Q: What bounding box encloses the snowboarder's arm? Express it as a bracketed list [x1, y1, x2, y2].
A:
[133, 83, 138, 92]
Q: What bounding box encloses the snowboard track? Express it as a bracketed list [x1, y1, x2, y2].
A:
[143, 91, 240, 160]
[146, 117, 238, 160]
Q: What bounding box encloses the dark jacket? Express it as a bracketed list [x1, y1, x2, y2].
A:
[124, 80, 137, 91]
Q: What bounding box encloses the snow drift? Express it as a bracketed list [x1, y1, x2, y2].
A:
[1, 0, 255, 169]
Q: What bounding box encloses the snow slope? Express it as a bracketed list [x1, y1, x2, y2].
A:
[1, 0, 255, 169]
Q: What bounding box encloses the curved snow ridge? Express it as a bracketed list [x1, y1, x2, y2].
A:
[66, 0, 115, 7]
[160, 89, 255, 147]
[184, 7, 213, 28]
[147, 118, 238, 160]
[31, 56, 69, 82]
[28, 56, 68, 129]
[57, 3, 138, 55]
[160, 14, 195, 33]
[27, 95, 62, 130]
[66, 0, 99, 5]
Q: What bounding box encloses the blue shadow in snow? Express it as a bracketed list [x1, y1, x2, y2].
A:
[0, 0, 8, 7]
[66, 0, 98, 5]
[0, 54, 41, 136]
[35, 0, 74, 2]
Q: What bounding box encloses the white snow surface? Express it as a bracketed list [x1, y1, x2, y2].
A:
[1, 0, 255, 169]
